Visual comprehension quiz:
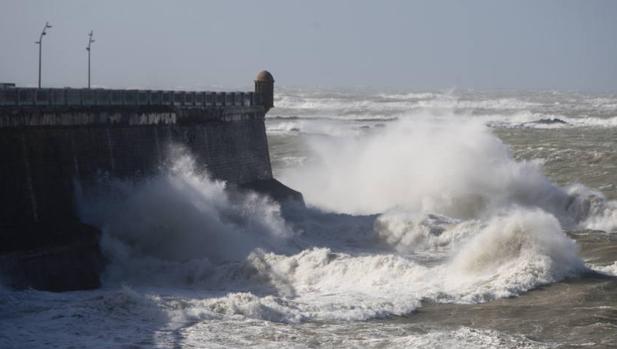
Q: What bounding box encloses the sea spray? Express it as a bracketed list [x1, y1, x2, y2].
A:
[174, 208, 585, 322]
[374, 211, 468, 255]
[445, 208, 585, 301]
[77, 146, 294, 286]
[281, 117, 617, 232]
[70, 141, 593, 322]
[271, 88, 617, 131]
[6, 89, 617, 348]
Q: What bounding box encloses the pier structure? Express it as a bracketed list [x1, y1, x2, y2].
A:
[0, 71, 301, 291]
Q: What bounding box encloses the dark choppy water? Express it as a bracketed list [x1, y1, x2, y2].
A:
[2, 89, 616, 348]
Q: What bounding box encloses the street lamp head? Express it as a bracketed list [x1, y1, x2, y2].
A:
[39, 22, 51, 39]
[37, 21, 51, 89]
[87, 31, 95, 49]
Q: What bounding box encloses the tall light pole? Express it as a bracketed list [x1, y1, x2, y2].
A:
[86, 31, 94, 88]
[35, 22, 52, 89]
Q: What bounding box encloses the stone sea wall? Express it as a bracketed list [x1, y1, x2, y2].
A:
[0, 72, 301, 291]
[0, 104, 272, 224]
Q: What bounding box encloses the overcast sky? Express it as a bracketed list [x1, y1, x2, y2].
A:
[1, 0, 616, 92]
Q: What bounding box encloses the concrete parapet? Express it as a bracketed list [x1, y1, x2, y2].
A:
[0, 88, 257, 109]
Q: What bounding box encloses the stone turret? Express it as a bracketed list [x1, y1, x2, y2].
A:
[255, 70, 274, 112]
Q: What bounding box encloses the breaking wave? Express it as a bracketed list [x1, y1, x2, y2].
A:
[70, 125, 609, 324]
[3, 89, 616, 348]
[77, 147, 295, 286]
[281, 117, 617, 232]
[269, 89, 617, 135]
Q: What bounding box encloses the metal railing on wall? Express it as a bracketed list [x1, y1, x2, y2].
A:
[0, 88, 256, 108]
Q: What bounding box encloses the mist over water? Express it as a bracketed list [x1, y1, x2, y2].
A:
[68, 144, 592, 327]
[280, 114, 617, 235]
[76, 147, 295, 286]
[2, 89, 617, 348]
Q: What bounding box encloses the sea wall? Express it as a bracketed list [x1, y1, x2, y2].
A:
[0, 104, 271, 224]
[0, 71, 301, 291]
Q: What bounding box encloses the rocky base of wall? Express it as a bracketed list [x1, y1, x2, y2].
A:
[0, 222, 103, 291]
[239, 178, 305, 206]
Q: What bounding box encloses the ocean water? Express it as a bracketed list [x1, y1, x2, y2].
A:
[2, 89, 617, 348]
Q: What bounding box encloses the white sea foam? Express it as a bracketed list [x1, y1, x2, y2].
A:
[445, 209, 583, 301]
[580, 200, 617, 233]
[0, 286, 549, 348]
[77, 146, 294, 286]
[99, 206, 581, 325]
[182, 208, 577, 320]
[564, 185, 617, 233]
[590, 261, 617, 276]
[266, 119, 366, 137]
[178, 322, 550, 349]
[282, 117, 557, 216]
[484, 112, 617, 129]
[76, 201, 585, 325]
[374, 211, 469, 255]
[4, 89, 616, 348]
[271, 89, 617, 133]
[64, 137, 589, 326]
[281, 116, 617, 235]
[416, 95, 540, 111]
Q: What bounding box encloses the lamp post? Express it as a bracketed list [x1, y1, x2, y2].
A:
[35, 22, 52, 89]
[86, 31, 94, 88]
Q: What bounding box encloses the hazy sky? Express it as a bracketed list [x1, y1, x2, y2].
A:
[1, 0, 616, 92]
